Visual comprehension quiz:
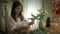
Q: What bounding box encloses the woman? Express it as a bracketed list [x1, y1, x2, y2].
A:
[6, 1, 32, 34]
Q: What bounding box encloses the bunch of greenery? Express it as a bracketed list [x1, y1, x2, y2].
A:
[30, 8, 53, 34]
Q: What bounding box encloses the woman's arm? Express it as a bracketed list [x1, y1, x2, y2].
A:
[6, 16, 17, 32]
[14, 18, 33, 32]
[22, 18, 34, 26]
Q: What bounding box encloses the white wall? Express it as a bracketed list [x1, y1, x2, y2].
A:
[22, 0, 42, 20]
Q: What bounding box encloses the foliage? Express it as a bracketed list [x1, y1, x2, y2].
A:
[30, 8, 53, 34]
[30, 27, 53, 34]
[31, 8, 48, 20]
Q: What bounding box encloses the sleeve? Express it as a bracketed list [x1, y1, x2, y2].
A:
[6, 16, 16, 31]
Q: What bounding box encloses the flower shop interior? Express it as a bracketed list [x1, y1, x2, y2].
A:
[0, 0, 60, 34]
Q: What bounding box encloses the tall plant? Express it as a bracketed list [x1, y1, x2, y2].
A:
[30, 8, 53, 34]
[31, 8, 48, 27]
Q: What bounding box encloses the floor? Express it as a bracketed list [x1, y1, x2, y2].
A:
[43, 20, 60, 34]
[49, 23, 60, 34]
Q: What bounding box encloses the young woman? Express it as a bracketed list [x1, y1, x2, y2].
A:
[6, 1, 33, 34]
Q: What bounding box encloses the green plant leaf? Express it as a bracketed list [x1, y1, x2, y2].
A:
[31, 8, 52, 34]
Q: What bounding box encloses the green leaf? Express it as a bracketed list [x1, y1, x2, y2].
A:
[31, 14, 36, 18]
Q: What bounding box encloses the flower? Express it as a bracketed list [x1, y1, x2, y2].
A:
[52, 8, 60, 15]
[51, 0, 60, 15]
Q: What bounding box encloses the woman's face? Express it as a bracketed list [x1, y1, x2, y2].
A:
[15, 5, 22, 15]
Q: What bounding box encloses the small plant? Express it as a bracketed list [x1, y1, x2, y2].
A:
[31, 8, 48, 20]
[30, 8, 53, 34]
[31, 8, 48, 27]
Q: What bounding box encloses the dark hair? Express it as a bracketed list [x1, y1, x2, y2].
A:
[11, 1, 24, 22]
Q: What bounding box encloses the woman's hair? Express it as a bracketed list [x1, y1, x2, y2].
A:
[11, 1, 24, 22]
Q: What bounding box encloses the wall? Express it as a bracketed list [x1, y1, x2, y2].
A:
[0, 1, 6, 32]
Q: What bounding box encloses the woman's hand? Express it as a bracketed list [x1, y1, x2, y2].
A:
[14, 27, 19, 32]
[14, 26, 29, 32]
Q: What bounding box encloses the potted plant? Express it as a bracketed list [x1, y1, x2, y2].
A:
[30, 8, 53, 34]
